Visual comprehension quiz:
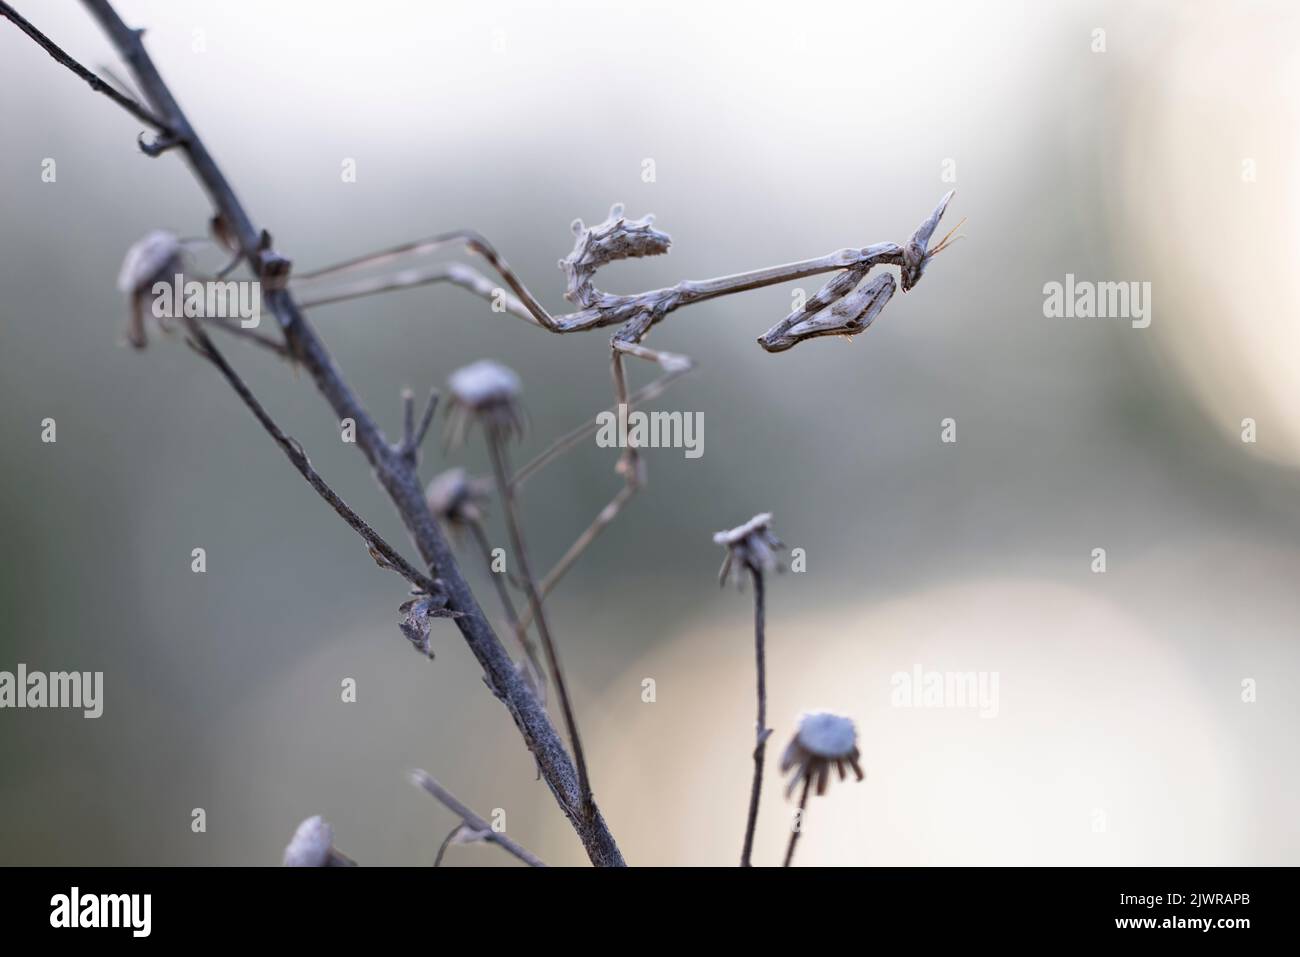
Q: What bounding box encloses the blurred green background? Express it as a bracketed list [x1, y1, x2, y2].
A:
[1, 0, 1297, 865]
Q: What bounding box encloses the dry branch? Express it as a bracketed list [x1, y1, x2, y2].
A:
[0, 0, 624, 866]
[411, 770, 547, 868]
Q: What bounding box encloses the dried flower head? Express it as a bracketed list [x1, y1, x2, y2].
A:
[282, 815, 355, 866]
[444, 359, 525, 447]
[713, 512, 784, 587]
[425, 467, 493, 531]
[561, 203, 672, 308]
[117, 229, 184, 348]
[780, 710, 865, 797]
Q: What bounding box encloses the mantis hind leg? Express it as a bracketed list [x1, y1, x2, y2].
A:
[512, 338, 694, 627]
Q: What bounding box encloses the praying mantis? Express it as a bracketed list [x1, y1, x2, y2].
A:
[282, 191, 963, 611]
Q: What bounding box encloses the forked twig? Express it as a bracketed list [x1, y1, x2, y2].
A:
[0, 1, 170, 132]
[180, 318, 442, 599]
[411, 770, 546, 868]
[397, 386, 440, 463]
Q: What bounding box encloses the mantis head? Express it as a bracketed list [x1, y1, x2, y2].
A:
[900, 189, 963, 292]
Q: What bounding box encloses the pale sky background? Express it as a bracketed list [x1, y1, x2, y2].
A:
[0, 0, 1297, 865]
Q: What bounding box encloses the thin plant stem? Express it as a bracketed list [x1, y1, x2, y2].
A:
[433, 824, 463, 867]
[783, 776, 811, 867]
[0, 1, 171, 131]
[183, 320, 440, 597]
[412, 770, 547, 867]
[485, 428, 593, 816]
[741, 566, 768, 867]
[467, 515, 546, 687]
[397, 386, 439, 463]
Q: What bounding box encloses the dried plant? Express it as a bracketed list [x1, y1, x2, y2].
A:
[281, 816, 356, 868]
[410, 771, 546, 868]
[117, 229, 182, 348]
[424, 467, 545, 687]
[446, 359, 596, 814]
[1, 0, 957, 867]
[714, 513, 786, 866]
[714, 519, 867, 867]
[780, 711, 865, 866]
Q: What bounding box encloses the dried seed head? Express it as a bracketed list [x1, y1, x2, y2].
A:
[561, 203, 672, 308]
[900, 189, 955, 292]
[283, 815, 345, 866]
[117, 229, 183, 293]
[444, 360, 526, 446]
[713, 512, 784, 587]
[780, 710, 865, 798]
[448, 358, 521, 407]
[425, 467, 492, 530]
[117, 230, 184, 349]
